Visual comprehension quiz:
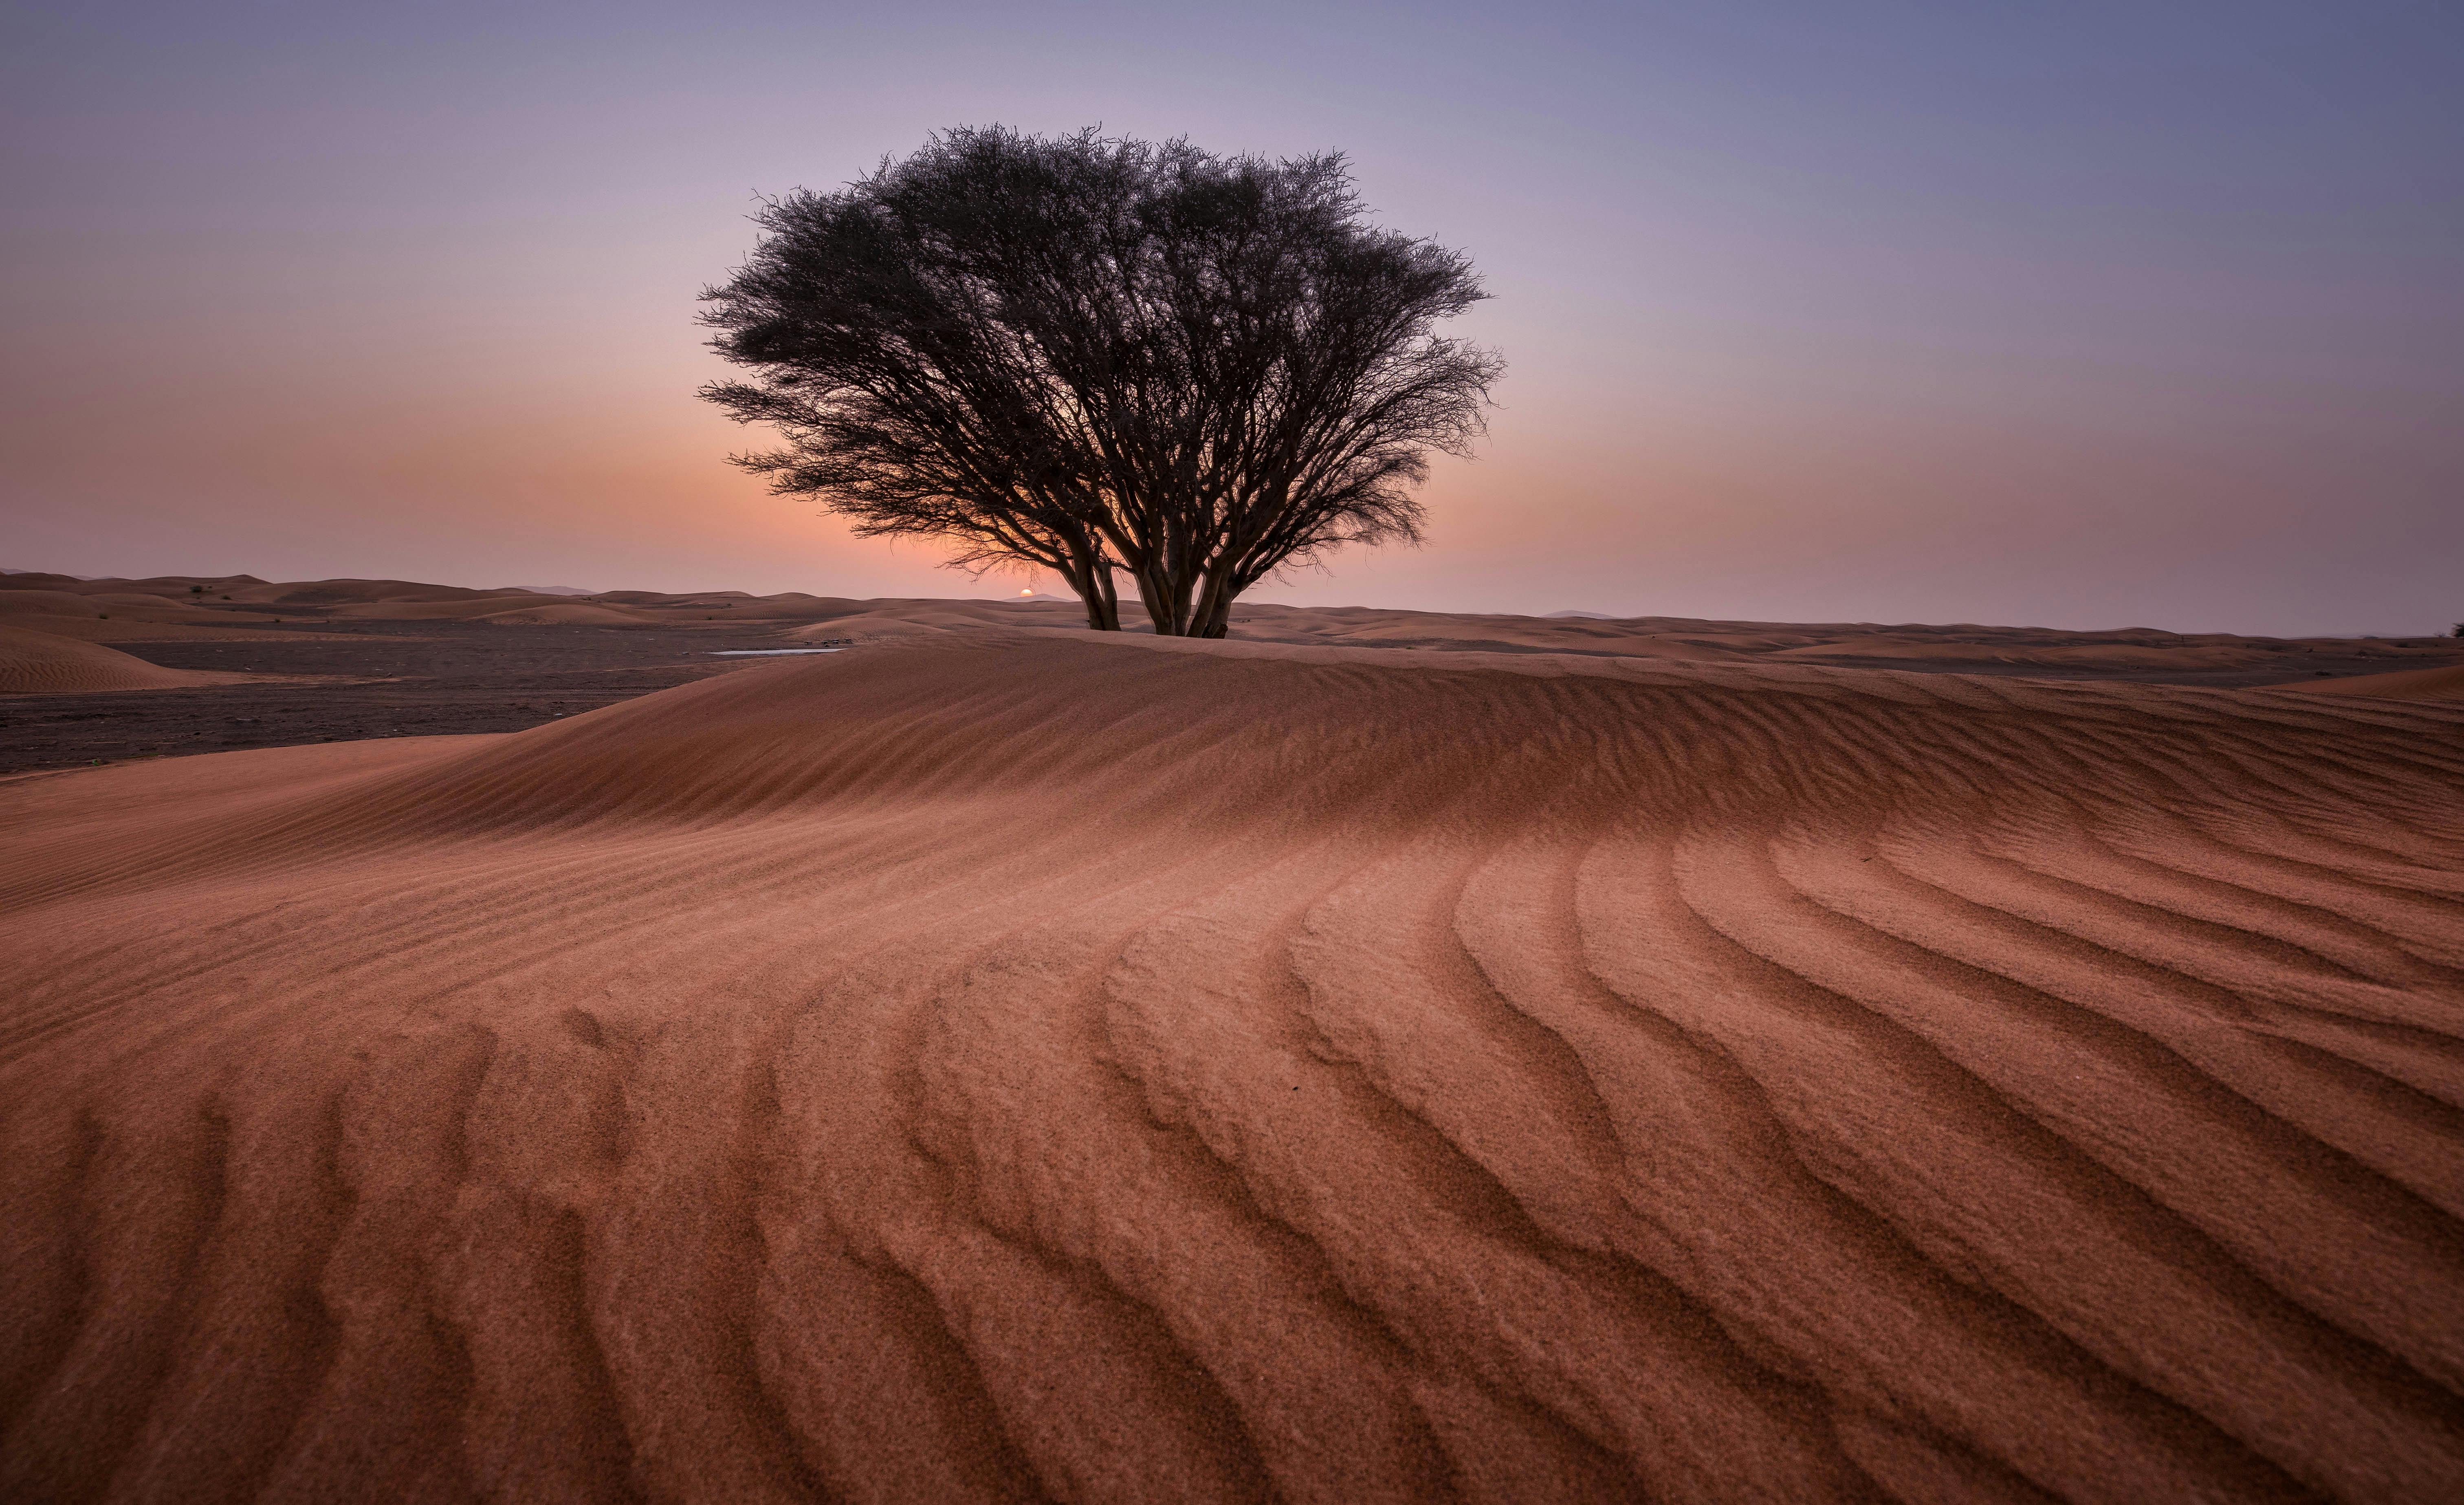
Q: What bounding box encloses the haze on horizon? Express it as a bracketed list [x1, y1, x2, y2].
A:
[4, 1, 2457, 637]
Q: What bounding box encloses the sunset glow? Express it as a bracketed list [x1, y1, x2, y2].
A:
[5, 3, 2457, 633]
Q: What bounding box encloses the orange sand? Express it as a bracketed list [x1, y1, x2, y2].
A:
[2292, 663, 2464, 702]
[3, 632, 2460, 1501]
[0, 625, 257, 695]
[474, 603, 658, 626]
[15, 571, 2464, 682]
[0, 586, 330, 644]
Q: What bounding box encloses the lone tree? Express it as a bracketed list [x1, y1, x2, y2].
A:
[700, 126, 1501, 637]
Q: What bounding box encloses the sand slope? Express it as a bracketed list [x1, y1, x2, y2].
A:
[0, 626, 257, 695]
[16, 571, 2462, 684]
[2293, 664, 2464, 702]
[474, 603, 652, 626]
[0, 617, 341, 645]
[0, 585, 315, 643]
[0, 588, 282, 626]
[3, 635, 2462, 1502]
[1213, 604, 2462, 673]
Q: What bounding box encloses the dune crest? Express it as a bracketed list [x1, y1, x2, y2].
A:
[2, 633, 2461, 1502]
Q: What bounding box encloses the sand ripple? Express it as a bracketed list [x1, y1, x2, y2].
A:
[3, 633, 2460, 1502]
[0, 626, 257, 696]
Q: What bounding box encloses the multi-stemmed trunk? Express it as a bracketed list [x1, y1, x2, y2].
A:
[1192, 582, 1239, 639]
[1063, 554, 1119, 631]
[1126, 545, 1201, 637]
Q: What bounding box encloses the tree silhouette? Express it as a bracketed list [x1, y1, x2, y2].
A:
[700, 126, 1501, 636]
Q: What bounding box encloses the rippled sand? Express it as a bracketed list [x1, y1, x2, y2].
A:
[4, 632, 2460, 1502]
[0, 624, 256, 695]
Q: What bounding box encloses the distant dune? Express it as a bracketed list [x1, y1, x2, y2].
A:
[4, 632, 2460, 1501]
[475, 602, 660, 626]
[0, 625, 258, 695]
[9, 569, 2460, 686]
[2292, 663, 2464, 702]
[324, 593, 575, 621]
[0, 584, 321, 643]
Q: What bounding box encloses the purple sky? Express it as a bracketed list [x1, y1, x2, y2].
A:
[5, 2, 2457, 634]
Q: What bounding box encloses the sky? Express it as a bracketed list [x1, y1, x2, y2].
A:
[3, 1, 2458, 635]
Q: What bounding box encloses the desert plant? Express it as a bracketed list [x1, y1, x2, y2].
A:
[701, 126, 1501, 636]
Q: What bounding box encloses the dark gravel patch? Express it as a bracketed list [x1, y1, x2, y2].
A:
[0, 618, 806, 774]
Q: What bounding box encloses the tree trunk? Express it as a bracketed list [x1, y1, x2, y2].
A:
[1190, 569, 1239, 639]
[1065, 554, 1120, 630]
[1134, 560, 1196, 635]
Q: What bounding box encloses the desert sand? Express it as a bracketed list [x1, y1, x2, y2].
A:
[11, 568, 2460, 781]
[0, 585, 329, 646]
[11, 571, 2462, 686]
[4, 628, 2462, 1503]
[0, 625, 260, 696]
[2295, 664, 2464, 703]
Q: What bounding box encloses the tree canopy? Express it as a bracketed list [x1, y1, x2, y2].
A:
[699, 126, 1501, 636]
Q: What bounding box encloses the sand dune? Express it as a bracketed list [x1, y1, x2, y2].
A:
[0, 590, 121, 619]
[3, 632, 2460, 1502]
[782, 598, 1088, 640]
[777, 596, 2463, 681]
[0, 618, 339, 645]
[0, 625, 260, 695]
[474, 603, 651, 626]
[0, 588, 279, 626]
[0, 584, 315, 643]
[2294, 664, 2464, 702]
[226, 580, 506, 607]
[326, 594, 581, 621]
[1216, 606, 2456, 676]
[14, 571, 2460, 685]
